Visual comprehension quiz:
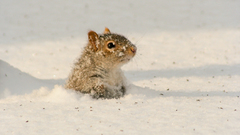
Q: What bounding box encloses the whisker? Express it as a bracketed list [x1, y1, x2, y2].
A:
[131, 53, 147, 71]
[135, 32, 147, 45]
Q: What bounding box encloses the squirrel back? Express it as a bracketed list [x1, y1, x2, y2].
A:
[65, 28, 137, 99]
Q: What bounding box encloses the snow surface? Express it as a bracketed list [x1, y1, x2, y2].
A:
[1, 0, 240, 134]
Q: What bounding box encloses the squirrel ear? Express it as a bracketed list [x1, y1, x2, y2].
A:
[103, 27, 111, 34]
[88, 31, 99, 52]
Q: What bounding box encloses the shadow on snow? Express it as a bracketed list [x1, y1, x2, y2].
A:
[1, 59, 239, 99]
[0, 59, 65, 98]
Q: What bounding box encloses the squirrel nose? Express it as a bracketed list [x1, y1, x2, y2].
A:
[130, 46, 137, 54]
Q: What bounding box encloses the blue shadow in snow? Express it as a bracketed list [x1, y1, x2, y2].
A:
[0, 59, 65, 98]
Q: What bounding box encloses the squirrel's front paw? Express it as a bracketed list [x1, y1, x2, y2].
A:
[91, 85, 105, 99]
[91, 85, 125, 99]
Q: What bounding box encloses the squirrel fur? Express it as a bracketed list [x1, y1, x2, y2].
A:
[65, 28, 137, 99]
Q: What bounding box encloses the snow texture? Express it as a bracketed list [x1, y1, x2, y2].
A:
[0, 0, 240, 134]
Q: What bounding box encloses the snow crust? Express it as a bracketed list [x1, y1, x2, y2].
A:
[1, 0, 240, 134]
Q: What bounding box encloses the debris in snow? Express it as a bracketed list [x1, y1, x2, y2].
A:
[0, 1, 239, 134]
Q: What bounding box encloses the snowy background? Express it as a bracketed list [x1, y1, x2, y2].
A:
[1, 0, 240, 134]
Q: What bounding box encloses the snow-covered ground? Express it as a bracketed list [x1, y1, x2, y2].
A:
[1, 0, 240, 134]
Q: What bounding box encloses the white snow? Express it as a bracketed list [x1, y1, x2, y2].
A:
[1, 0, 240, 134]
[118, 52, 125, 57]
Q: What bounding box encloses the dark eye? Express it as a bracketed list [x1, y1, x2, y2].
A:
[107, 42, 115, 49]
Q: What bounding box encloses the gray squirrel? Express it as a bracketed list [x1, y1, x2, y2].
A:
[65, 28, 137, 99]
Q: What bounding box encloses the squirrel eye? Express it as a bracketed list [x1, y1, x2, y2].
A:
[107, 42, 115, 49]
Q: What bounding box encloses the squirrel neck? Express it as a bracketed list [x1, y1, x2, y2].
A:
[82, 47, 122, 72]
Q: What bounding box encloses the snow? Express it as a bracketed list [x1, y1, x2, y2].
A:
[118, 52, 125, 57]
[1, 0, 240, 134]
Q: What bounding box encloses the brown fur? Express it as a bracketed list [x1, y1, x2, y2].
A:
[65, 28, 137, 99]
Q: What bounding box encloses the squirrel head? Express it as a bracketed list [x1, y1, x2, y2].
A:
[87, 28, 137, 67]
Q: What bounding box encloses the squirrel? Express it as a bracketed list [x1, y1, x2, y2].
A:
[65, 28, 137, 99]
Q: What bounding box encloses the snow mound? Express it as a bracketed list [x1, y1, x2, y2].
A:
[0, 59, 65, 99]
